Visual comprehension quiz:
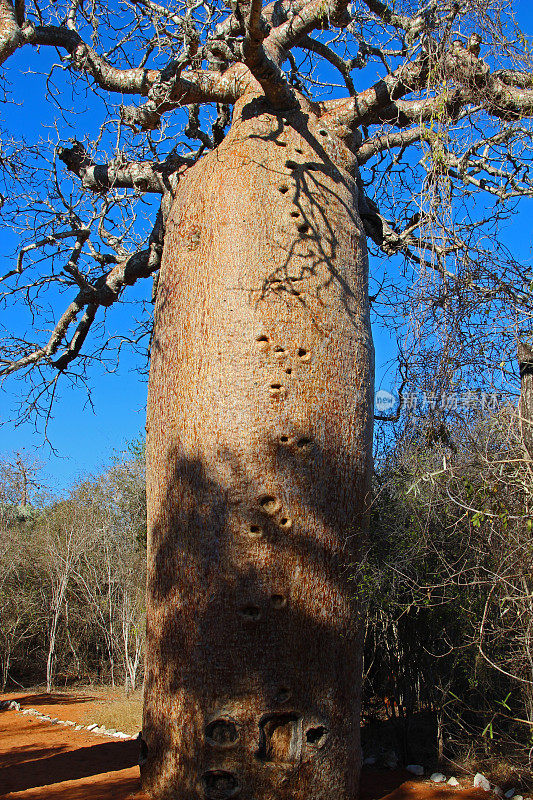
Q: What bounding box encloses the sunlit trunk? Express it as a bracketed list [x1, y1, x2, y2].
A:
[142, 94, 374, 800]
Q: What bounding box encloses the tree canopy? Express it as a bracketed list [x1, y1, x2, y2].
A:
[1, 0, 533, 423]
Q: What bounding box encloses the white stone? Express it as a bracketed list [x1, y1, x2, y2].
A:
[430, 773, 446, 783]
[64, 720, 75, 726]
[75, 725, 83, 730]
[504, 791, 515, 799]
[86, 723, 99, 731]
[447, 777, 459, 787]
[9, 701, 20, 711]
[511, 795, 523, 800]
[474, 773, 491, 791]
[406, 765, 424, 776]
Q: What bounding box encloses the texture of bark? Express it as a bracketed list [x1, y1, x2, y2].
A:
[143, 93, 374, 800]
[0, 0, 22, 65]
[518, 341, 533, 460]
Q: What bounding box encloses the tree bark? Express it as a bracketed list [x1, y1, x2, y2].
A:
[518, 341, 533, 460]
[46, 572, 68, 693]
[143, 92, 374, 800]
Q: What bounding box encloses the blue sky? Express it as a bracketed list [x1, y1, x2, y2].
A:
[2, 2, 533, 494]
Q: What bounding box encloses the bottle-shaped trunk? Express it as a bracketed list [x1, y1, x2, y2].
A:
[143, 96, 374, 800]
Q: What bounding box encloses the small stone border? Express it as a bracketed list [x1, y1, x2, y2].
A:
[362, 758, 525, 800]
[0, 698, 135, 740]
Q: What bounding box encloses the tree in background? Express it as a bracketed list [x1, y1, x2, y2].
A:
[3, 1, 533, 798]
[363, 405, 533, 781]
[0, 446, 146, 691]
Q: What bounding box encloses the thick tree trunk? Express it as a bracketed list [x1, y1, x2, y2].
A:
[143, 93, 374, 800]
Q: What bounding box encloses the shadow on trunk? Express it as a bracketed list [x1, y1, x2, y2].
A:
[142, 435, 368, 800]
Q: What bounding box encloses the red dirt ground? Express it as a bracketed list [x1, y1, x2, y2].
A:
[0, 692, 496, 800]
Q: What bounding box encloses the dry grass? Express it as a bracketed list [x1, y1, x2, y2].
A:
[69, 686, 143, 735]
[443, 750, 532, 793]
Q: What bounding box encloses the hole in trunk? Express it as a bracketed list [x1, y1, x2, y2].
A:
[297, 223, 310, 234]
[203, 770, 241, 800]
[297, 348, 310, 360]
[206, 719, 238, 747]
[239, 604, 261, 621]
[280, 435, 290, 443]
[285, 368, 292, 374]
[285, 159, 299, 169]
[258, 495, 280, 515]
[256, 335, 268, 342]
[278, 517, 292, 530]
[279, 185, 289, 194]
[290, 211, 300, 218]
[318, 129, 328, 136]
[296, 438, 312, 448]
[270, 594, 286, 608]
[306, 726, 329, 747]
[257, 712, 302, 763]
[249, 524, 262, 536]
[295, 148, 303, 154]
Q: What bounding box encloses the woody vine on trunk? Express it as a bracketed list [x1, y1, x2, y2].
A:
[3, 1, 533, 799]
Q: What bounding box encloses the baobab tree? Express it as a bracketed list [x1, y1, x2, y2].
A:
[2, 0, 533, 798]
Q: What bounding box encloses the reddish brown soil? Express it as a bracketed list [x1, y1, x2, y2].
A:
[0, 692, 493, 800]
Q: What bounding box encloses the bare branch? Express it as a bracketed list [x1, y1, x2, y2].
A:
[119, 64, 254, 130]
[1, 209, 165, 378]
[240, 0, 297, 107]
[299, 35, 355, 95]
[323, 40, 533, 129]
[357, 127, 426, 163]
[321, 53, 430, 127]
[26, 25, 159, 94]
[360, 0, 412, 29]
[264, 0, 351, 60]
[57, 141, 191, 193]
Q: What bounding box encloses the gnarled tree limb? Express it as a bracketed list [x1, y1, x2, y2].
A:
[58, 141, 192, 193]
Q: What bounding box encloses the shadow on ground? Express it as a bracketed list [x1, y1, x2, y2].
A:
[0, 701, 496, 800]
[0, 739, 138, 793]
[1, 693, 97, 710]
